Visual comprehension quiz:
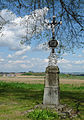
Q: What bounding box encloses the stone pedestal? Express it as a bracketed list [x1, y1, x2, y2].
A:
[43, 66, 60, 106]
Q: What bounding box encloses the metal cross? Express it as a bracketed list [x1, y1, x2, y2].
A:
[48, 16, 62, 53]
[50, 16, 62, 40]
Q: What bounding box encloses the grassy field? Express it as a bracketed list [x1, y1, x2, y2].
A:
[0, 81, 84, 120]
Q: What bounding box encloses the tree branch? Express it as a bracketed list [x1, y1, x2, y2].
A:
[59, 0, 83, 28]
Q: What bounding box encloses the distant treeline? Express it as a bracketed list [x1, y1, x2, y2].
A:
[76, 74, 84, 76]
[21, 72, 45, 76]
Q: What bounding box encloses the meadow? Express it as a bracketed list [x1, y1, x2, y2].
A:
[0, 80, 84, 120]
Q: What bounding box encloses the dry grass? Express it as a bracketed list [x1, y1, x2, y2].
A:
[0, 75, 84, 85]
[0, 76, 44, 84]
[60, 79, 84, 85]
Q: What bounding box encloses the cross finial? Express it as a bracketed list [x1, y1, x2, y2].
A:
[48, 16, 62, 53]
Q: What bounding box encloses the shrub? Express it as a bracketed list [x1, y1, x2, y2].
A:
[27, 109, 59, 120]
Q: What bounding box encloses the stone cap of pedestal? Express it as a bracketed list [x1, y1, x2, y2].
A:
[46, 66, 60, 73]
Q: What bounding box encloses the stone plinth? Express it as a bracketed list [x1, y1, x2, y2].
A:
[43, 66, 60, 106]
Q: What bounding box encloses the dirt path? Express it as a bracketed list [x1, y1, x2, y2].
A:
[0, 76, 84, 85]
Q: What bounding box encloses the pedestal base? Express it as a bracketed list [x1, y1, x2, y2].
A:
[43, 66, 60, 106]
[43, 87, 59, 105]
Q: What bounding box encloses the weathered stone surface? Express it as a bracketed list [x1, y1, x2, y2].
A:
[43, 66, 60, 105]
[43, 87, 59, 105]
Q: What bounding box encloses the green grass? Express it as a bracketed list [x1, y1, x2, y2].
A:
[0, 81, 84, 120]
[0, 75, 2, 77]
[60, 74, 84, 80]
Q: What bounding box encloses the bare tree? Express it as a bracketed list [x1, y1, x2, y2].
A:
[0, 0, 84, 54]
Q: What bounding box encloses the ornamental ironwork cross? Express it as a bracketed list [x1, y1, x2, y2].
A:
[48, 16, 62, 53]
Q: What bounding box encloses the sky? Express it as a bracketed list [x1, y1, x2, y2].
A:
[0, 8, 84, 73]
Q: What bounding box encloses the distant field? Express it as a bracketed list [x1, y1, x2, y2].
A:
[0, 72, 84, 80]
[0, 74, 84, 85]
[21, 72, 84, 80]
[0, 81, 84, 120]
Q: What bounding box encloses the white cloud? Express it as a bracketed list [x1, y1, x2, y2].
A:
[20, 64, 28, 69]
[62, 53, 67, 56]
[0, 58, 4, 62]
[8, 60, 24, 64]
[0, 8, 50, 72]
[0, 9, 16, 24]
[1, 54, 84, 72]
[21, 56, 28, 59]
[73, 54, 84, 58]
[0, 7, 49, 51]
[67, 64, 72, 67]
[20, 64, 34, 69]
[7, 46, 31, 58]
[7, 54, 12, 58]
[34, 42, 50, 51]
[74, 60, 84, 64]
[78, 54, 83, 58]
[14, 46, 31, 56]
[43, 59, 49, 63]
[32, 58, 48, 66]
[82, 50, 84, 53]
[58, 58, 70, 64]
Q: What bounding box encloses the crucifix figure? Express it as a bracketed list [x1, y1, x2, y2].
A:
[48, 16, 62, 66]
